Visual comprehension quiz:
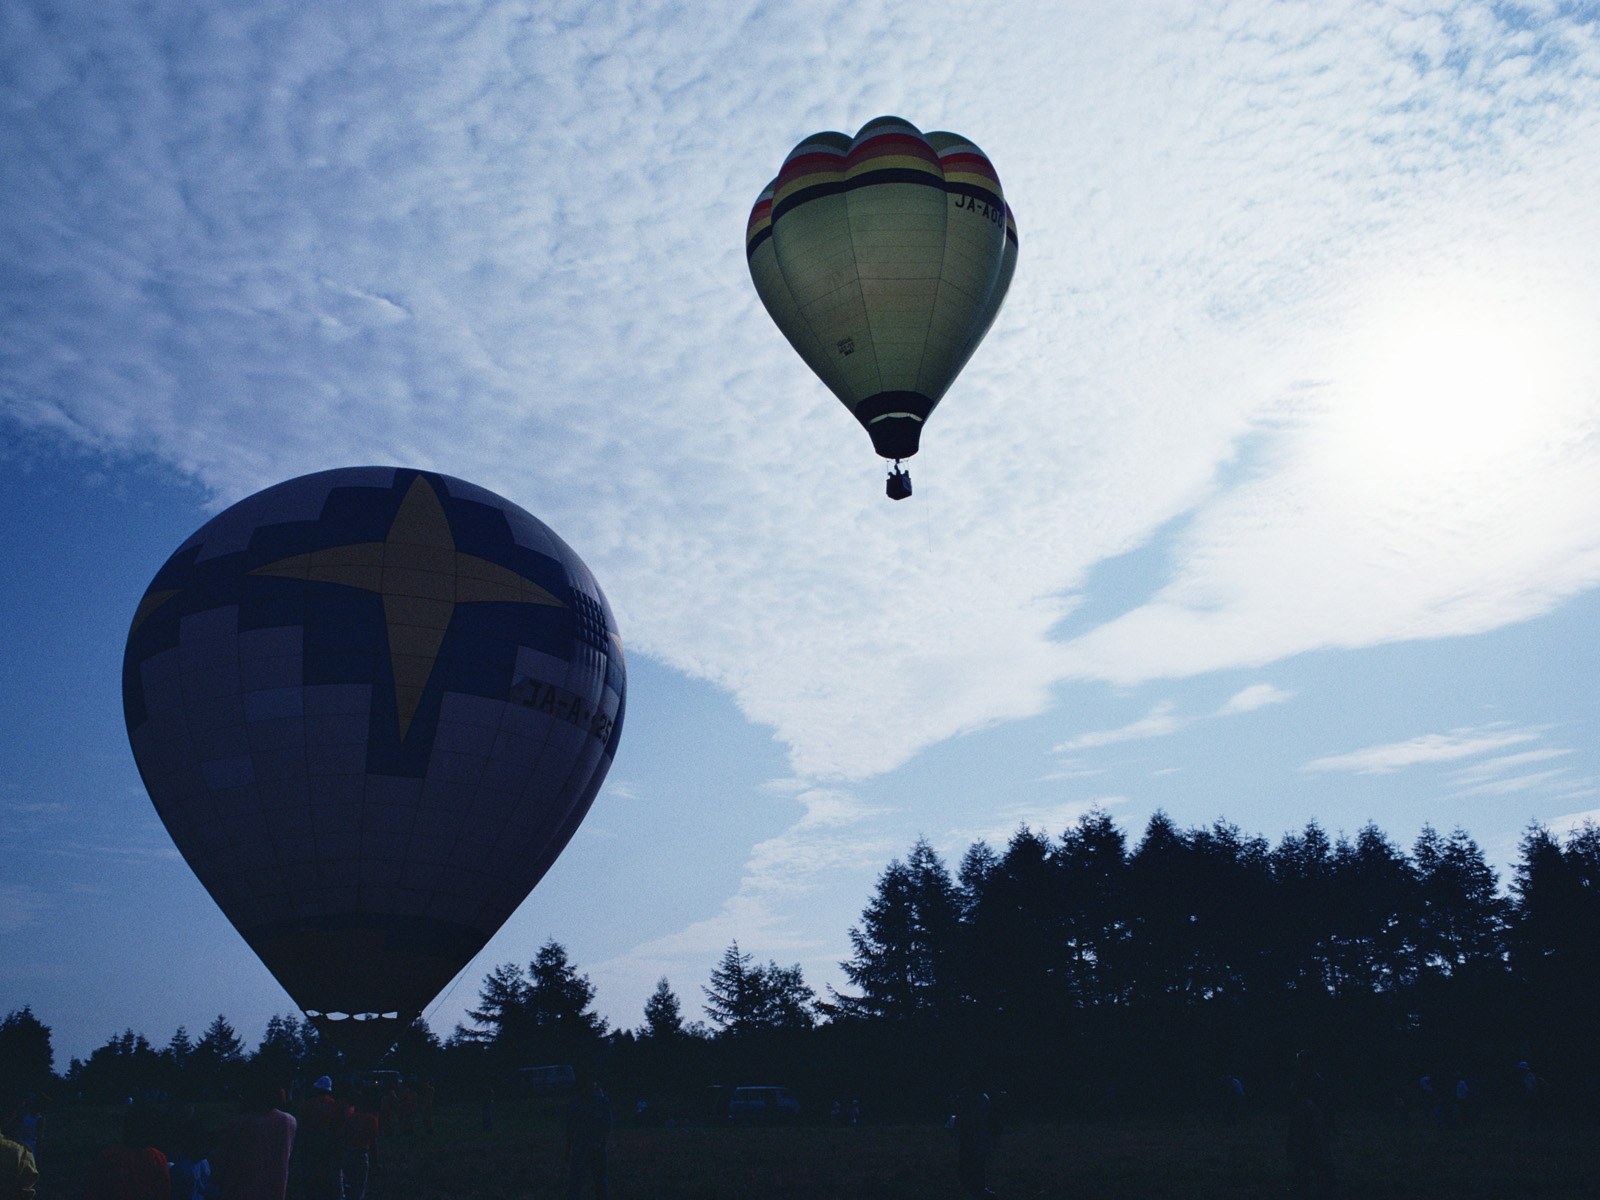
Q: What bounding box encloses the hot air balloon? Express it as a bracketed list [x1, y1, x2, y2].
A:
[122, 467, 626, 1060]
[746, 115, 1018, 499]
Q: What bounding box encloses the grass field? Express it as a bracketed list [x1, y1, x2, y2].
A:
[36, 1100, 1600, 1198]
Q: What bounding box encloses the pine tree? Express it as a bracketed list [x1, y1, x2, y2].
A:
[526, 940, 607, 1042]
[641, 977, 684, 1040]
[1055, 809, 1131, 1005]
[839, 838, 959, 1020]
[1413, 826, 1504, 974]
[750, 962, 817, 1031]
[0, 1007, 54, 1095]
[468, 962, 531, 1040]
[703, 943, 815, 1034]
[255, 1013, 303, 1079]
[195, 1014, 244, 1063]
[167, 1025, 194, 1062]
[703, 941, 755, 1033]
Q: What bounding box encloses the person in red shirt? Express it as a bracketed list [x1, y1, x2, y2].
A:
[211, 1076, 296, 1200]
[298, 1077, 346, 1200]
[339, 1092, 380, 1200]
[82, 1103, 168, 1200]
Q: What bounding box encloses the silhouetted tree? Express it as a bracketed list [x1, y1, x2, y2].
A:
[752, 962, 818, 1031]
[1125, 812, 1208, 1004]
[70, 1029, 162, 1102]
[166, 1026, 193, 1064]
[640, 978, 685, 1040]
[1327, 823, 1418, 996]
[388, 1017, 443, 1080]
[957, 841, 1000, 919]
[1412, 826, 1504, 975]
[704, 942, 816, 1035]
[526, 940, 607, 1057]
[704, 941, 756, 1034]
[958, 827, 1060, 1020]
[0, 1007, 54, 1098]
[1054, 809, 1131, 1005]
[466, 942, 605, 1064]
[190, 1014, 245, 1096]
[1268, 821, 1340, 995]
[838, 837, 960, 1020]
[1510, 822, 1600, 1073]
[254, 1014, 303, 1084]
[1182, 819, 1271, 1002]
[468, 961, 530, 1043]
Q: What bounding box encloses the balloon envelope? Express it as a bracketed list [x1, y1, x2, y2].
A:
[122, 467, 626, 1047]
[747, 115, 1018, 461]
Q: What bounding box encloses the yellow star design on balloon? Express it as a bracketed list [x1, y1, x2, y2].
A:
[251, 475, 565, 739]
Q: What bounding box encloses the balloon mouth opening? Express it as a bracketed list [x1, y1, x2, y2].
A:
[305, 1010, 405, 1024]
[857, 392, 932, 460]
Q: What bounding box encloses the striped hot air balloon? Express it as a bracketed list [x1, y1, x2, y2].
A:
[747, 115, 1018, 496]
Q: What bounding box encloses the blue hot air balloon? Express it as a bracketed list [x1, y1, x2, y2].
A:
[122, 467, 626, 1054]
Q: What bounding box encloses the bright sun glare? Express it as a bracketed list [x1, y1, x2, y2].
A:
[1331, 267, 1594, 484]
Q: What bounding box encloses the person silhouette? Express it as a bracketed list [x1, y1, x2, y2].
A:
[1286, 1050, 1334, 1198]
[211, 1075, 296, 1200]
[952, 1070, 995, 1200]
[565, 1071, 613, 1199]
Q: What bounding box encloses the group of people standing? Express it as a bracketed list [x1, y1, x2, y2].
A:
[61, 1074, 297, 1200]
[296, 1076, 386, 1200]
[0, 1072, 416, 1200]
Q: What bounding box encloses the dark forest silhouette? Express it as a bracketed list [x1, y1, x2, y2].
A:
[10, 810, 1600, 1123]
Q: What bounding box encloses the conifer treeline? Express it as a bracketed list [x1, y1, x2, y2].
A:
[809, 811, 1600, 1113]
[14, 811, 1600, 1116]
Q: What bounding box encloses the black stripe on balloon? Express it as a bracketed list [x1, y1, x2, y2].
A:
[770, 168, 1005, 225]
[942, 179, 1006, 211]
[745, 223, 773, 260]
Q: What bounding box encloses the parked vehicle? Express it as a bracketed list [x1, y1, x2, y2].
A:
[514, 1064, 577, 1095]
[354, 1069, 402, 1094]
[727, 1085, 801, 1124]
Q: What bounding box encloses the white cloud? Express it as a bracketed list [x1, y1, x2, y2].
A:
[1218, 684, 1295, 715]
[1303, 726, 1543, 775]
[588, 781, 895, 1011]
[3, 3, 1598, 782]
[1055, 702, 1183, 752]
[1546, 808, 1600, 838]
[1449, 748, 1575, 782]
[1450, 769, 1571, 798]
[1035, 760, 1105, 783]
[1053, 682, 1292, 757]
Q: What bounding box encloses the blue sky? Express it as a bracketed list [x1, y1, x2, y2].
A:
[4, 0, 1600, 1064]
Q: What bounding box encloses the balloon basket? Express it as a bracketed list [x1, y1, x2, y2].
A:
[886, 464, 913, 501]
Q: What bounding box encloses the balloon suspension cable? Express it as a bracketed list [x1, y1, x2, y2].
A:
[885, 459, 913, 501]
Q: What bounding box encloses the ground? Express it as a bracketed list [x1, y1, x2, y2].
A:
[37, 1099, 1600, 1198]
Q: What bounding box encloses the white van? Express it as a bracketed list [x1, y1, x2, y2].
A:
[728, 1085, 801, 1123]
[515, 1064, 577, 1094]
